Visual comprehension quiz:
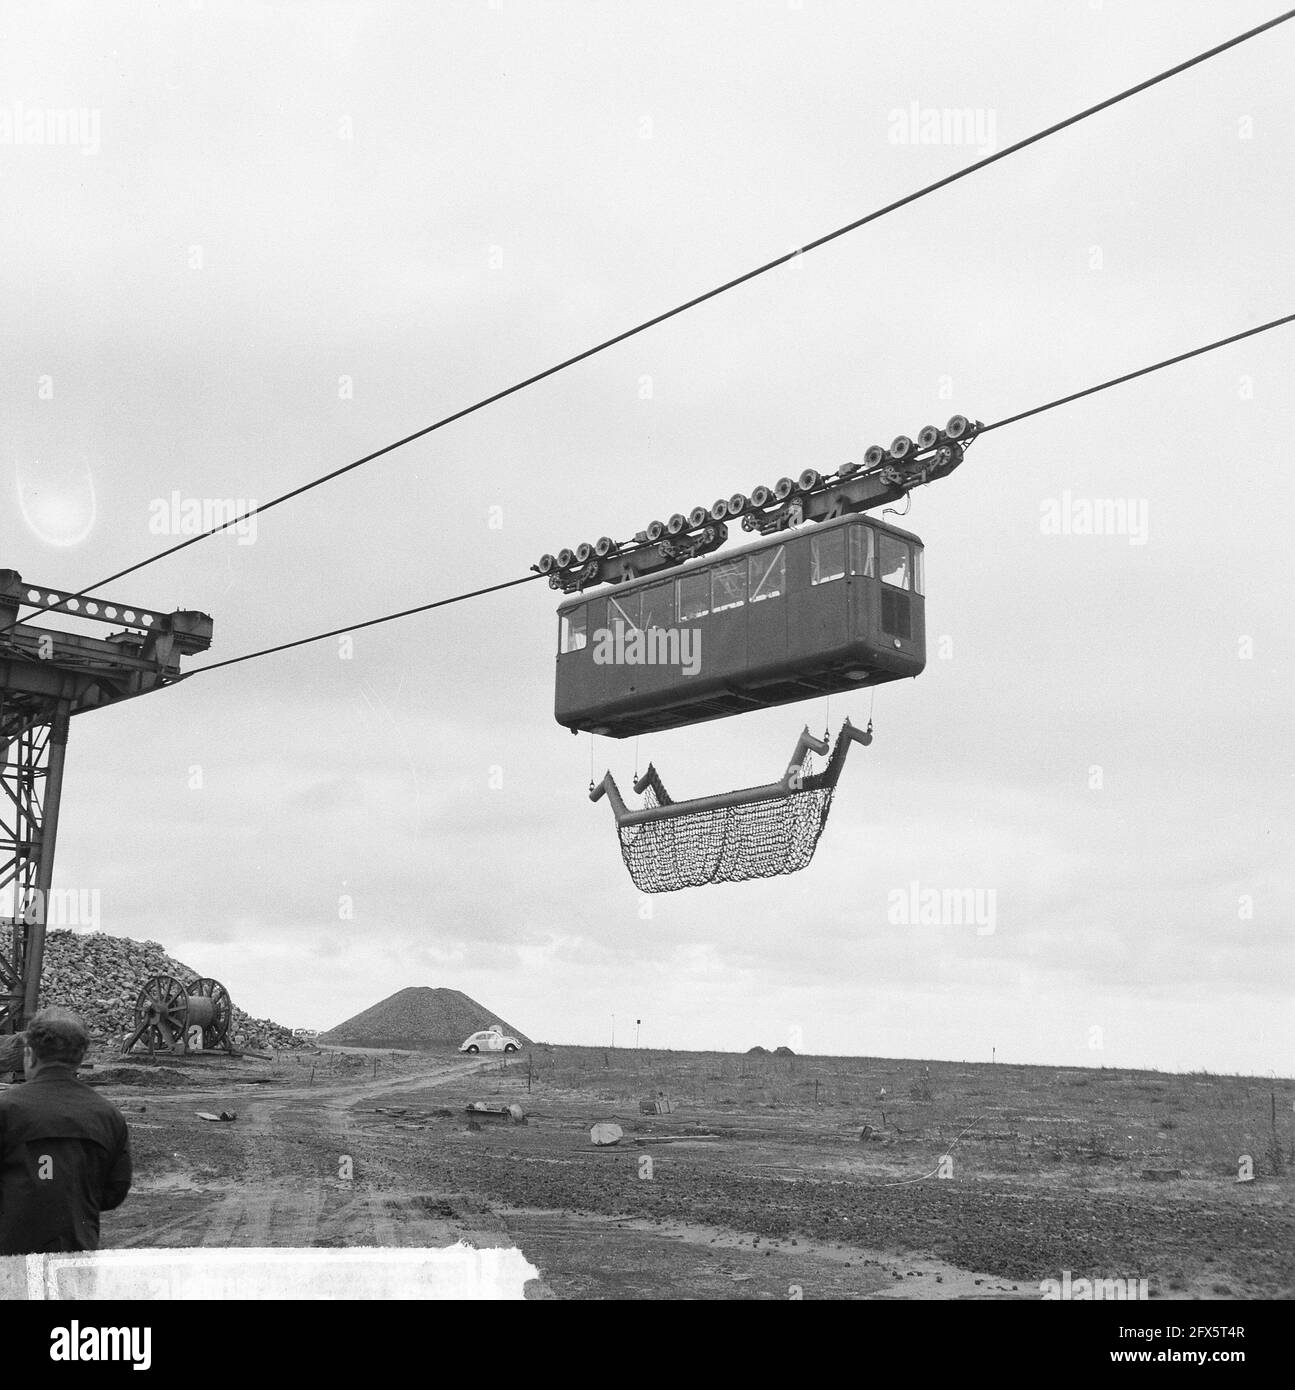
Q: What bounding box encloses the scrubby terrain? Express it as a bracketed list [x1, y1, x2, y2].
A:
[78, 1043, 1295, 1300]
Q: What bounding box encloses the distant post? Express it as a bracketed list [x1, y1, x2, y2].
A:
[1269, 1090, 1286, 1176]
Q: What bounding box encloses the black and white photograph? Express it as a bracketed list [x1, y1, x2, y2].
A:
[0, 0, 1291, 1338]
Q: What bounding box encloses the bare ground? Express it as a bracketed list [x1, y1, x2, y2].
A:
[87, 1046, 1295, 1300]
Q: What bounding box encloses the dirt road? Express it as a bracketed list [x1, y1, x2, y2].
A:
[111, 1056, 494, 1256]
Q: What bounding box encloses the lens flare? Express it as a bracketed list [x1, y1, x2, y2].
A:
[15, 464, 97, 548]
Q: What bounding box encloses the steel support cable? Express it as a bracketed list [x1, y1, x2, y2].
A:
[184, 572, 542, 675]
[179, 309, 1295, 680]
[4, 7, 1291, 643]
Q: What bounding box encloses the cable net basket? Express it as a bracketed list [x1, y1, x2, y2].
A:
[618, 767, 838, 893]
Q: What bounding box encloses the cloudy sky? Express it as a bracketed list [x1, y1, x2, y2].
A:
[3, 1, 1291, 1073]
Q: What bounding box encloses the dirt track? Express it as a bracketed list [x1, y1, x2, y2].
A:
[110, 1056, 484, 1256]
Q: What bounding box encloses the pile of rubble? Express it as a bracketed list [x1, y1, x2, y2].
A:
[36, 929, 309, 1052]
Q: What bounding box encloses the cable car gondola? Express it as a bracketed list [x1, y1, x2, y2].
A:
[554, 512, 926, 738]
[536, 416, 978, 890]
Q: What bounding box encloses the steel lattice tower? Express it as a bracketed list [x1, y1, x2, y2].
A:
[0, 569, 212, 1033]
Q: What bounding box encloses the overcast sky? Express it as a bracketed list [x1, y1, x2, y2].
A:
[3, 1, 1291, 1073]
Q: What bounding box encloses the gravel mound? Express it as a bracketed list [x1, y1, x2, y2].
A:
[36, 929, 307, 1052]
[321, 986, 530, 1050]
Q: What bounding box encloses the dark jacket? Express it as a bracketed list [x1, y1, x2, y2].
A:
[0, 1063, 132, 1254]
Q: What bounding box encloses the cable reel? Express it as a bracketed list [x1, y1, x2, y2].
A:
[122, 974, 234, 1056]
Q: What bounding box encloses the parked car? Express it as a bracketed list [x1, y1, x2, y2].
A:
[459, 1028, 520, 1054]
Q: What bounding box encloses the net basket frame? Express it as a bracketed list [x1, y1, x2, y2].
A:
[589, 717, 873, 892]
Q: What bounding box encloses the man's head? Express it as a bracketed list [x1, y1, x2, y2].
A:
[23, 1007, 90, 1073]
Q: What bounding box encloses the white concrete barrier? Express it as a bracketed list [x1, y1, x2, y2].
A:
[0, 1243, 538, 1299]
